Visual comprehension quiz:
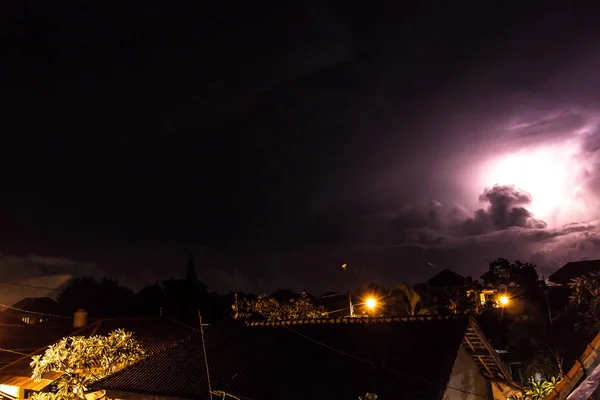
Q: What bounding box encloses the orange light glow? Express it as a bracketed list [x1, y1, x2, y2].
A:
[498, 295, 510, 306]
[365, 297, 377, 310]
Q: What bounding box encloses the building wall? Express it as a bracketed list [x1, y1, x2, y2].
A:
[444, 346, 491, 400]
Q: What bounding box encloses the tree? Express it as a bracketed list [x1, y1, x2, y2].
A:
[135, 282, 165, 316]
[482, 258, 538, 289]
[30, 329, 144, 399]
[508, 376, 560, 400]
[238, 292, 328, 321]
[57, 277, 137, 318]
[358, 394, 378, 400]
[389, 283, 426, 316]
[507, 303, 564, 379]
[568, 271, 600, 332]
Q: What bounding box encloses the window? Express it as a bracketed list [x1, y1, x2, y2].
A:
[479, 293, 486, 306]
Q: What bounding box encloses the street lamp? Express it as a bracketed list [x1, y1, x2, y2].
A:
[498, 295, 510, 307]
[365, 297, 378, 310]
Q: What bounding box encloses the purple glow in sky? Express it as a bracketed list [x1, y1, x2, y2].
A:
[5, 3, 600, 296]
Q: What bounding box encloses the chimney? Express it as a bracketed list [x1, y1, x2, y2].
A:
[73, 309, 88, 328]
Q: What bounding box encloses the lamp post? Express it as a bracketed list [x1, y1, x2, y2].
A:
[342, 263, 356, 317]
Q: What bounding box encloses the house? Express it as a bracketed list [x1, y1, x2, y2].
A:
[0, 323, 76, 392]
[89, 315, 522, 400]
[548, 260, 600, 285]
[543, 330, 600, 400]
[3, 298, 65, 325]
[424, 269, 502, 311]
[0, 315, 197, 399]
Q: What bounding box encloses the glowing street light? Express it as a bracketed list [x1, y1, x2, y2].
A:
[498, 295, 510, 307]
[365, 297, 378, 310]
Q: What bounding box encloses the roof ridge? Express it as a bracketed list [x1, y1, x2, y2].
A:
[246, 314, 465, 327]
[94, 315, 165, 322]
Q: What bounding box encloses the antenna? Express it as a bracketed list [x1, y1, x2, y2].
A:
[198, 311, 213, 400]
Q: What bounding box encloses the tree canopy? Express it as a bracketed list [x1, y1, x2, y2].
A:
[237, 292, 328, 320]
[30, 329, 144, 399]
[481, 258, 539, 288]
[569, 271, 600, 332]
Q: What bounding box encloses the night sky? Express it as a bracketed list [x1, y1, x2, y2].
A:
[2, 2, 600, 301]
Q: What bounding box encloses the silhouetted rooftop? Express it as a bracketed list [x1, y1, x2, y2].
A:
[427, 269, 467, 288]
[6, 297, 64, 316]
[93, 316, 472, 400]
[548, 259, 600, 285]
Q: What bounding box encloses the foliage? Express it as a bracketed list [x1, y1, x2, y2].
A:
[507, 302, 564, 378]
[440, 289, 477, 315]
[358, 394, 378, 400]
[481, 258, 538, 293]
[508, 376, 560, 400]
[237, 292, 328, 320]
[389, 283, 426, 316]
[358, 393, 378, 400]
[568, 271, 600, 332]
[58, 277, 137, 318]
[30, 329, 145, 399]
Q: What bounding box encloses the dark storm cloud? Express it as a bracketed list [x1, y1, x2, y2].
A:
[464, 185, 547, 234]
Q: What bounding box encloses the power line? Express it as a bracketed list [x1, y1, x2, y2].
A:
[0, 348, 31, 356]
[0, 323, 72, 328]
[0, 280, 63, 292]
[286, 327, 501, 399]
[314, 293, 344, 299]
[0, 303, 71, 319]
[326, 307, 350, 315]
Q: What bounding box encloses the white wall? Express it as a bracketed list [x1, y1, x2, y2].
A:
[444, 346, 490, 400]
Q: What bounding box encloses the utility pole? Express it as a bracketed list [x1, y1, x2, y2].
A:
[348, 292, 355, 317]
[198, 311, 213, 400]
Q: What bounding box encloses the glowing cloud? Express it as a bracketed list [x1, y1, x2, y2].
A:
[478, 142, 588, 226]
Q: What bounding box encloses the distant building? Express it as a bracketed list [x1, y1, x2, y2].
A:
[427, 268, 468, 290]
[548, 259, 600, 285]
[3, 297, 64, 325]
[424, 269, 502, 310]
[89, 315, 522, 400]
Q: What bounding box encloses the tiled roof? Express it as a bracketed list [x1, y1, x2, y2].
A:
[77, 316, 198, 355]
[544, 330, 600, 400]
[0, 317, 197, 379]
[549, 260, 600, 284]
[93, 315, 471, 400]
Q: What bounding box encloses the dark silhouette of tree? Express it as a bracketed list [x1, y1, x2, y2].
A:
[568, 271, 600, 333]
[135, 282, 164, 316]
[481, 258, 540, 300]
[57, 277, 136, 318]
[388, 283, 427, 316]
